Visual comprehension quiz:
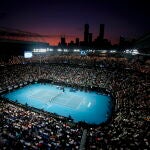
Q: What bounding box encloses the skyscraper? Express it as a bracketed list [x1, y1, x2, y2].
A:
[89, 33, 92, 43]
[61, 36, 66, 44]
[75, 38, 80, 46]
[99, 24, 105, 39]
[84, 24, 89, 43]
[60, 36, 67, 47]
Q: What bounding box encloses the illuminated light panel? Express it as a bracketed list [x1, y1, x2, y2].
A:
[24, 51, 32, 58]
[123, 49, 139, 55]
[74, 49, 80, 52]
[110, 50, 116, 53]
[63, 49, 68, 52]
[57, 49, 62, 52]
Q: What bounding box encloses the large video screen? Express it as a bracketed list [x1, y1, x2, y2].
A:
[80, 50, 87, 56]
[24, 51, 32, 58]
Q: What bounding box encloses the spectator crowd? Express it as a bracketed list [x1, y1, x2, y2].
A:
[0, 55, 149, 149]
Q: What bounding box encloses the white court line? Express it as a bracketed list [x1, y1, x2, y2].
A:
[76, 101, 82, 109]
[88, 102, 91, 107]
[29, 90, 88, 110]
[50, 95, 83, 110]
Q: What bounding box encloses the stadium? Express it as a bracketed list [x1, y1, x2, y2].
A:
[0, 26, 149, 150]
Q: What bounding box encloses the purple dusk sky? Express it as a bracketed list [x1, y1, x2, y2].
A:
[0, 0, 149, 45]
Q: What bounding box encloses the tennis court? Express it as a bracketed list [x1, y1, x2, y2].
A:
[2, 83, 112, 124]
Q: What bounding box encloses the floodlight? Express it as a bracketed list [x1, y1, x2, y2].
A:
[24, 51, 32, 58]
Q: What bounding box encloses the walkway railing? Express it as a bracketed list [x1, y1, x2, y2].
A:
[79, 129, 87, 150]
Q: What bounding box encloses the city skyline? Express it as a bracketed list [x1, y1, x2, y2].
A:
[0, 0, 149, 46]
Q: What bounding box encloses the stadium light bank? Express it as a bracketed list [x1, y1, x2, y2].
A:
[123, 49, 139, 55]
[32, 48, 120, 54]
[33, 48, 54, 53]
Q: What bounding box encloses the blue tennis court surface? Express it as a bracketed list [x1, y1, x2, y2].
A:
[2, 83, 112, 124]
